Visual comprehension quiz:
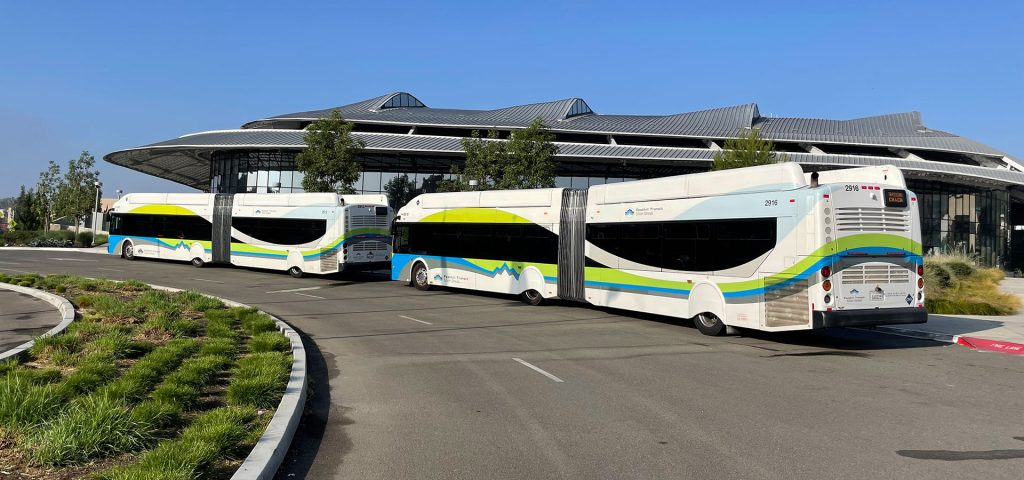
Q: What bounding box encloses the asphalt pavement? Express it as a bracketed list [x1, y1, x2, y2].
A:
[0, 284, 63, 354]
[1, 249, 1022, 480]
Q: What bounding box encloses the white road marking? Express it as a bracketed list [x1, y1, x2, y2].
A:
[192, 278, 224, 284]
[0, 261, 22, 265]
[266, 286, 322, 294]
[293, 292, 326, 299]
[399, 315, 432, 325]
[0, 267, 31, 273]
[48, 257, 97, 262]
[512, 358, 564, 383]
[97, 267, 124, 272]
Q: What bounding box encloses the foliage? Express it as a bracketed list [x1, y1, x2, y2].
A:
[444, 117, 557, 191]
[34, 160, 61, 228]
[295, 109, 365, 193]
[54, 151, 101, 233]
[384, 173, 417, 209]
[76, 230, 93, 247]
[13, 185, 42, 231]
[924, 254, 1020, 315]
[712, 128, 788, 170]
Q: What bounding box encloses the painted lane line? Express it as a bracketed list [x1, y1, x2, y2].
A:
[48, 257, 98, 262]
[512, 358, 564, 383]
[293, 292, 326, 300]
[266, 286, 322, 294]
[399, 315, 432, 325]
[192, 278, 224, 284]
[0, 261, 22, 265]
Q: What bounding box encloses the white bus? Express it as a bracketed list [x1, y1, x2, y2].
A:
[108, 193, 393, 277]
[391, 163, 927, 335]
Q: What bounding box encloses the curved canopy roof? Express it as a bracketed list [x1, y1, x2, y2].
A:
[106, 92, 1019, 191]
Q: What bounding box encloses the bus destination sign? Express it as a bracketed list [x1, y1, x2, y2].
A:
[883, 189, 908, 208]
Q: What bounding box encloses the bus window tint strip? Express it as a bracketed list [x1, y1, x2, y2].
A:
[587, 218, 777, 271]
[109, 213, 213, 241]
[393, 222, 558, 264]
[232, 217, 327, 246]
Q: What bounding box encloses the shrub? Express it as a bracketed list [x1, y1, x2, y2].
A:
[236, 308, 276, 335]
[0, 378, 64, 429]
[75, 231, 94, 247]
[943, 259, 975, 279]
[249, 331, 290, 353]
[29, 333, 82, 361]
[924, 255, 1020, 315]
[94, 233, 109, 245]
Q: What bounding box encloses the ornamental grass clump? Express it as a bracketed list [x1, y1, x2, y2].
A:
[924, 254, 1020, 315]
[226, 351, 290, 408]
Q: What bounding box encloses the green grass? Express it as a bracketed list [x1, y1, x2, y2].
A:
[226, 351, 290, 408]
[96, 406, 257, 480]
[249, 331, 290, 353]
[924, 254, 1020, 315]
[0, 275, 291, 475]
[27, 395, 154, 466]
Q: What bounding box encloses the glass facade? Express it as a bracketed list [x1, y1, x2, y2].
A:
[209, 150, 701, 195]
[908, 180, 1010, 268]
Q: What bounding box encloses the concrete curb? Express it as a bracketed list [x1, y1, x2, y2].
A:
[146, 284, 307, 480]
[868, 325, 1024, 355]
[0, 282, 76, 362]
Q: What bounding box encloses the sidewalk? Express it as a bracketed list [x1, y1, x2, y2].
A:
[875, 277, 1024, 355]
[0, 245, 108, 254]
[0, 288, 64, 355]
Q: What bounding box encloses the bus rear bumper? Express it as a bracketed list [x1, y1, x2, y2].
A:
[812, 307, 927, 329]
[340, 261, 391, 272]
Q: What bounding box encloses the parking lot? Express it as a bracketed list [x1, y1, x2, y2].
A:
[2, 249, 1022, 479]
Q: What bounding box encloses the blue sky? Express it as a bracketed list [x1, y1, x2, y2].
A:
[0, 0, 1021, 197]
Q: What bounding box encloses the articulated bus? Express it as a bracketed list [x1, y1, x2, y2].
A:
[109, 193, 393, 277]
[391, 163, 927, 335]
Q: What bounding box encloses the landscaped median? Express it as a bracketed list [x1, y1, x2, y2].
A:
[0, 273, 296, 479]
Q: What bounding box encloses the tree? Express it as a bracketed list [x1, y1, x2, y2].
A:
[54, 151, 101, 234]
[35, 160, 60, 228]
[295, 110, 365, 193]
[445, 117, 557, 191]
[384, 174, 417, 209]
[13, 186, 41, 231]
[712, 128, 787, 170]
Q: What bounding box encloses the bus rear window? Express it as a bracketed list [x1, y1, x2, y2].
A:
[376, 207, 389, 216]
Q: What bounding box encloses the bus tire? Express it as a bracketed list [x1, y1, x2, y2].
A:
[191, 257, 205, 268]
[521, 289, 544, 306]
[122, 241, 136, 260]
[288, 266, 304, 278]
[695, 312, 727, 336]
[411, 262, 431, 291]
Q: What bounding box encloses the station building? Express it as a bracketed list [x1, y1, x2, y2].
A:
[105, 92, 1024, 268]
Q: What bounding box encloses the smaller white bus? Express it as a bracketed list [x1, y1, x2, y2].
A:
[108, 193, 393, 277]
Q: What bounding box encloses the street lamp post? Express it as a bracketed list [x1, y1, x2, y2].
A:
[92, 181, 101, 247]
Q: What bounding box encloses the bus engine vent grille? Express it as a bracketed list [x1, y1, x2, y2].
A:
[834, 207, 910, 233]
[764, 277, 809, 328]
[841, 264, 910, 284]
[349, 215, 388, 227]
[352, 241, 388, 251]
[320, 248, 339, 272]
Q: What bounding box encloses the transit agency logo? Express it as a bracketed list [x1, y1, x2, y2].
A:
[624, 208, 635, 217]
[849, 288, 860, 295]
[433, 274, 443, 283]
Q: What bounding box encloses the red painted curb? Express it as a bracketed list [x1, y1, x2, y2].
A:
[955, 336, 1024, 355]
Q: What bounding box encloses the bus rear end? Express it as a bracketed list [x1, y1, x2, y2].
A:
[339, 204, 393, 272]
[812, 182, 927, 328]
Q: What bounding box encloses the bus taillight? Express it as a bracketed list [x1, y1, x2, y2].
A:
[821, 266, 831, 278]
[917, 264, 924, 276]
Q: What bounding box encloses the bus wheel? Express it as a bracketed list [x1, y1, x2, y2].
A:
[412, 262, 431, 291]
[122, 241, 136, 260]
[288, 267, 304, 278]
[191, 257, 205, 268]
[695, 312, 726, 336]
[521, 289, 544, 306]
